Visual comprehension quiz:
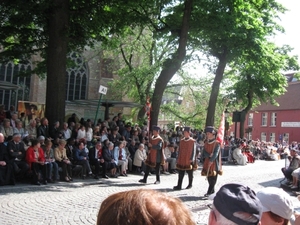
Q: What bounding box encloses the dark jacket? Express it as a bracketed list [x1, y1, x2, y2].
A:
[37, 125, 50, 139]
[102, 147, 114, 163]
[0, 143, 9, 162]
[89, 147, 99, 163]
[7, 141, 26, 161]
[73, 148, 88, 162]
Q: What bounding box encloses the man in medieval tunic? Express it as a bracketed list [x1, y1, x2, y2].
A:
[201, 126, 221, 197]
[139, 125, 164, 184]
[173, 127, 196, 190]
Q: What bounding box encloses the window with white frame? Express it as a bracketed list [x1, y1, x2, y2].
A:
[270, 112, 277, 126]
[270, 133, 275, 142]
[261, 132, 267, 142]
[261, 113, 267, 126]
[248, 113, 253, 126]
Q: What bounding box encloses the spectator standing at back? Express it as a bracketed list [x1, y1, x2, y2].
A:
[77, 124, 86, 141]
[68, 113, 76, 126]
[122, 125, 131, 142]
[5, 105, 15, 120]
[0, 105, 6, 124]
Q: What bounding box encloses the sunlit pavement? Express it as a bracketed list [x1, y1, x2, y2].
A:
[0, 159, 298, 225]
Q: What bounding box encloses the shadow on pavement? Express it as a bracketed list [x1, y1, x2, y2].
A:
[258, 178, 284, 187]
[109, 182, 145, 187]
[178, 195, 205, 202]
[0, 179, 106, 195]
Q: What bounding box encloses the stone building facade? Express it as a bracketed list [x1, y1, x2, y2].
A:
[0, 49, 129, 123]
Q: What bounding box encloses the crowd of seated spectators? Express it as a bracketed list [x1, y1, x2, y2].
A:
[1, 106, 298, 188]
[220, 136, 299, 165]
[0, 109, 212, 186]
[0, 107, 213, 185]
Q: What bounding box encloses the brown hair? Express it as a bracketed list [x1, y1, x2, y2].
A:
[44, 139, 52, 147]
[97, 189, 195, 225]
[268, 211, 290, 225]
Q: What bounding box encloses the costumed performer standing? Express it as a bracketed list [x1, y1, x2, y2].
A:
[173, 126, 196, 190]
[201, 126, 221, 197]
[139, 125, 164, 184]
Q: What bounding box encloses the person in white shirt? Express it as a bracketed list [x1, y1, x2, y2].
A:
[163, 142, 176, 174]
[133, 143, 147, 175]
[61, 122, 72, 140]
[77, 125, 86, 141]
[232, 144, 247, 165]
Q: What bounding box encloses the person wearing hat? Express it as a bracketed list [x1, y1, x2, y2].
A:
[139, 125, 164, 184]
[173, 127, 196, 190]
[256, 187, 294, 225]
[208, 183, 262, 225]
[201, 126, 221, 197]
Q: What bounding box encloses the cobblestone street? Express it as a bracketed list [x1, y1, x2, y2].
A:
[0, 159, 299, 225]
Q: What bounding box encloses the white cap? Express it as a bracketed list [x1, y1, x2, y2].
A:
[256, 187, 294, 220]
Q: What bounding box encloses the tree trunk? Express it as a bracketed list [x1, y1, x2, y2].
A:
[205, 54, 227, 127]
[150, 0, 193, 128]
[137, 107, 146, 121]
[239, 88, 254, 139]
[45, 0, 69, 125]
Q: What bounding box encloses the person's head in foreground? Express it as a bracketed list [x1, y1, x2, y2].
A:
[208, 183, 262, 225]
[256, 187, 294, 225]
[97, 189, 196, 225]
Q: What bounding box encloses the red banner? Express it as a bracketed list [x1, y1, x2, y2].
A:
[216, 112, 225, 147]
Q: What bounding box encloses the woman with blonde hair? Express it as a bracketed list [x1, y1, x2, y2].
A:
[97, 189, 196, 225]
[54, 139, 72, 182]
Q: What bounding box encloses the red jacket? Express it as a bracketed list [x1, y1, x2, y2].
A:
[26, 146, 45, 169]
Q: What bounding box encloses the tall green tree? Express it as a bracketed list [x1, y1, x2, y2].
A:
[101, 0, 194, 127]
[102, 26, 162, 121]
[226, 43, 299, 138]
[150, 0, 193, 127]
[0, 0, 157, 124]
[160, 72, 215, 129]
[191, 0, 287, 127]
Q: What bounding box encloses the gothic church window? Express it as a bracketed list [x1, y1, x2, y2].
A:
[66, 52, 88, 100]
[0, 61, 31, 109]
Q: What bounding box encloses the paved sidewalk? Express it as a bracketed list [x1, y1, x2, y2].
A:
[0, 160, 298, 225]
